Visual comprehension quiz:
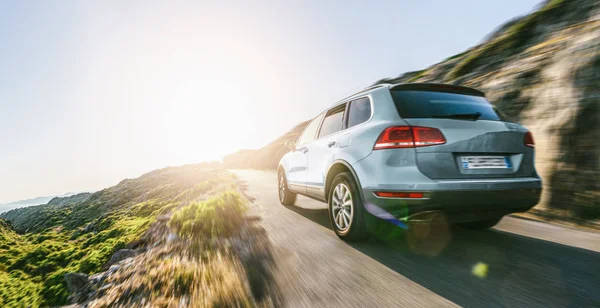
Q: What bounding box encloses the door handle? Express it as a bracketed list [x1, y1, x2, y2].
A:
[327, 141, 336, 148]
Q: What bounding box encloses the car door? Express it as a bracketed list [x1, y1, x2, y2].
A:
[305, 104, 347, 200]
[285, 113, 324, 195]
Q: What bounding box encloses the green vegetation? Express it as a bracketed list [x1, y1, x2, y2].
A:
[448, 0, 567, 79]
[77, 172, 257, 307]
[407, 69, 428, 82]
[0, 165, 231, 307]
[0, 202, 156, 306]
[170, 190, 247, 239]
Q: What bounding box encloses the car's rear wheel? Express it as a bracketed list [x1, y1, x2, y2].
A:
[278, 170, 296, 206]
[459, 217, 502, 230]
[328, 172, 368, 241]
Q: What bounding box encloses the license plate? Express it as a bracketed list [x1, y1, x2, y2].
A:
[461, 156, 512, 169]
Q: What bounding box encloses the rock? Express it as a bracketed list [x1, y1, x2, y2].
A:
[157, 214, 170, 222]
[104, 249, 137, 268]
[89, 271, 109, 285]
[96, 282, 114, 294]
[108, 264, 120, 274]
[167, 233, 178, 243]
[64, 273, 89, 292]
[83, 222, 94, 233]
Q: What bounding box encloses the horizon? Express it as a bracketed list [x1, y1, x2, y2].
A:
[0, 0, 540, 203]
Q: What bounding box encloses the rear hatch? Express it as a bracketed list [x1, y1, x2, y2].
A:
[390, 84, 535, 180]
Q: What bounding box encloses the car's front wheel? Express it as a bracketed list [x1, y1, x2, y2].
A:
[328, 172, 368, 241]
[278, 170, 296, 206]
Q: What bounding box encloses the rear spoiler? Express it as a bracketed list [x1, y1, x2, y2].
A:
[390, 83, 485, 97]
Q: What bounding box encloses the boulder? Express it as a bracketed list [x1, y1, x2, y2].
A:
[104, 249, 137, 269]
[64, 273, 89, 292]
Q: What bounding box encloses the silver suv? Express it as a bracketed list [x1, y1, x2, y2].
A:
[278, 83, 542, 241]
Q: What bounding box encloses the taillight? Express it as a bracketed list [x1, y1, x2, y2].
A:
[374, 126, 445, 150]
[413, 126, 446, 147]
[524, 131, 534, 148]
[374, 191, 425, 198]
[373, 126, 414, 149]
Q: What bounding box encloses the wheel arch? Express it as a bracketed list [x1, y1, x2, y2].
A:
[324, 160, 364, 203]
[277, 162, 287, 178]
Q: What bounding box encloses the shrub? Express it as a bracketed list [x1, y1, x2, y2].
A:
[169, 191, 247, 239]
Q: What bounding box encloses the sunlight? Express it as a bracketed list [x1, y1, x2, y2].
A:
[163, 79, 252, 163]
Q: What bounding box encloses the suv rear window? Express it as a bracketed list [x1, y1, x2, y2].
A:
[391, 90, 501, 121]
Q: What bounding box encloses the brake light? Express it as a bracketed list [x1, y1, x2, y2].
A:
[524, 131, 534, 148]
[413, 126, 446, 147]
[374, 192, 424, 198]
[374, 126, 445, 150]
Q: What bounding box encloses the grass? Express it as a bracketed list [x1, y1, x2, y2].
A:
[82, 175, 255, 307]
[406, 69, 428, 82]
[0, 207, 154, 306]
[169, 190, 247, 239]
[448, 0, 567, 80]
[0, 166, 234, 307]
[89, 247, 253, 308]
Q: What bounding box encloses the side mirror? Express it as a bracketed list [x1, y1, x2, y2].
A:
[284, 139, 296, 150]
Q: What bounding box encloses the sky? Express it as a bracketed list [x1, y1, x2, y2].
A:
[0, 0, 541, 203]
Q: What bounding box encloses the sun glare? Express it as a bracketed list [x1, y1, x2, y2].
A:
[163, 79, 251, 164]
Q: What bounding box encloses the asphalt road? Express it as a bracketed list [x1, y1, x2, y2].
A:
[233, 170, 600, 308]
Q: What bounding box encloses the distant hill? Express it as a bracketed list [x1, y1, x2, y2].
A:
[222, 0, 599, 221]
[1, 193, 92, 232]
[47, 192, 92, 207]
[0, 192, 85, 214]
[223, 120, 310, 169]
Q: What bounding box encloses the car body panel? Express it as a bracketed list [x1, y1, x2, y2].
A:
[403, 118, 537, 179]
[283, 148, 308, 194]
[305, 133, 340, 199]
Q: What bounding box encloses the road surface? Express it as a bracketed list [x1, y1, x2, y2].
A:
[233, 170, 600, 307]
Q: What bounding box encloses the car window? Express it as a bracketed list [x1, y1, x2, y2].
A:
[390, 90, 501, 121]
[318, 106, 345, 138]
[346, 97, 371, 128]
[297, 113, 324, 145]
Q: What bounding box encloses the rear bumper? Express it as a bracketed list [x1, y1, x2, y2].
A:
[362, 177, 542, 223]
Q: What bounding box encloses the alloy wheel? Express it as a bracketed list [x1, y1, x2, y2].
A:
[279, 173, 286, 203]
[332, 183, 353, 232]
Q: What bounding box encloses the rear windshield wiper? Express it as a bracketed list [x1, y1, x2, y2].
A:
[431, 112, 482, 120]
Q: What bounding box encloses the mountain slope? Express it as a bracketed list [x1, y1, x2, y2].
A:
[0, 165, 275, 307]
[223, 120, 310, 169]
[0, 194, 65, 214]
[224, 0, 599, 222]
[1, 193, 92, 232]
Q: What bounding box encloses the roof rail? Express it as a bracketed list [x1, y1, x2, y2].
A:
[333, 83, 390, 106]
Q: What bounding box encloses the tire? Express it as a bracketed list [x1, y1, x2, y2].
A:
[459, 217, 502, 230]
[328, 172, 368, 241]
[278, 170, 296, 206]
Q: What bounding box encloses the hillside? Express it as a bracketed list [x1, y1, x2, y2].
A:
[0, 193, 76, 215]
[47, 192, 92, 207]
[223, 0, 599, 223]
[1, 193, 92, 233]
[0, 165, 276, 307]
[223, 120, 310, 169]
